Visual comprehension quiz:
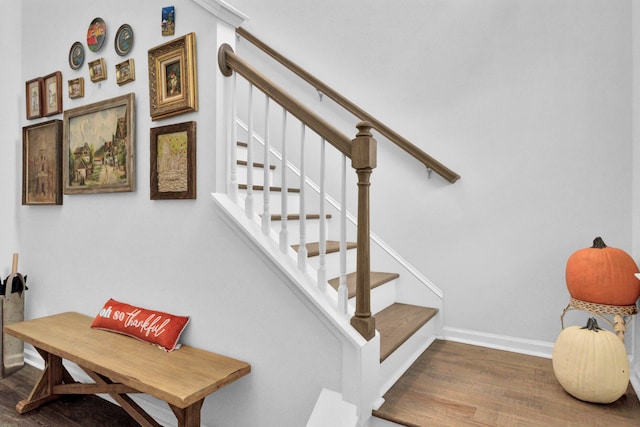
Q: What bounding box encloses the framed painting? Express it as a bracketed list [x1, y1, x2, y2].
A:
[150, 121, 196, 200]
[63, 93, 135, 195]
[89, 58, 107, 82]
[115, 59, 135, 85]
[148, 32, 198, 121]
[22, 120, 63, 205]
[68, 77, 84, 99]
[43, 71, 63, 116]
[25, 77, 43, 120]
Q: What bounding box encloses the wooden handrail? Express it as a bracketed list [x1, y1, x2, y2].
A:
[218, 44, 352, 158]
[236, 27, 460, 184]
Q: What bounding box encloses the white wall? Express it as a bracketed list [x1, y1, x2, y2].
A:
[11, 0, 639, 423]
[16, 1, 342, 426]
[0, 1, 21, 275]
[232, 0, 634, 345]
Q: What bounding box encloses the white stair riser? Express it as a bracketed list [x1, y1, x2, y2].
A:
[235, 165, 276, 187]
[378, 312, 440, 397]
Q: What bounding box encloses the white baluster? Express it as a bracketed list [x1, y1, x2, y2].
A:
[338, 154, 348, 314]
[229, 72, 238, 202]
[297, 124, 308, 271]
[261, 97, 271, 235]
[279, 111, 289, 253]
[245, 84, 254, 218]
[317, 138, 327, 290]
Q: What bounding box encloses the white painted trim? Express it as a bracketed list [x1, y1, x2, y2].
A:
[442, 326, 554, 359]
[191, 0, 248, 28]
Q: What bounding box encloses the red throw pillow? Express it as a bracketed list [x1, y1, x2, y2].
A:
[90, 298, 190, 351]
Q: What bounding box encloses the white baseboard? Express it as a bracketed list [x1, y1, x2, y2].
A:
[442, 326, 555, 359]
[23, 347, 182, 427]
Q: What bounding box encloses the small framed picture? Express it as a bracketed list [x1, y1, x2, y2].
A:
[88, 58, 107, 82]
[68, 78, 84, 99]
[148, 32, 198, 121]
[162, 6, 175, 36]
[43, 71, 63, 116]
[115, 59, 135, 85]
[150, 121, 196, 200]
[22, 119, 63, 205]
[25, 77, 43, 120]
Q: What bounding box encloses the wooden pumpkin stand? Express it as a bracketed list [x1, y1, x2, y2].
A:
[561, 297, 637, 341]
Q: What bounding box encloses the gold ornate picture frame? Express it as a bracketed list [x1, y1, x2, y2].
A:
[116, 59, 135, 85]
[68, 78, 84, 99]
[88, 58, 107, 82]
[148, 32, 198, 121]
[22, 120, 63, 205]
[63, 93, 135, 194]
[150, 121, 196, 200]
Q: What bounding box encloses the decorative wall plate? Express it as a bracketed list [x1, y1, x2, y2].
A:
[115, 24, 134, 56]
[87, 17, 106, 52]
[68, 41, 85, 70]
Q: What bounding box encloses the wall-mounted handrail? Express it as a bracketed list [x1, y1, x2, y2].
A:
[236, 27, 460, 184]
[219, 44, 352, 158]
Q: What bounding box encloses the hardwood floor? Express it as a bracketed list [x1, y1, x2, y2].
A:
[374, 339, 640, 426]
[3, 341, 640, 426]
[0, 364, 138, 426]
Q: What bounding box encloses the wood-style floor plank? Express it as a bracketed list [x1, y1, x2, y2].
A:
[374, 340, 640, 426]
[0, 364, 138, 426]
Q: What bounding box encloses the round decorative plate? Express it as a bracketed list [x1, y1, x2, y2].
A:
[86, 17, 106, 52]
[68, 41, 85, 70]
[114, 24, 134, 56]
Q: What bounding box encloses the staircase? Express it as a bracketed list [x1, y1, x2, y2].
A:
[212, 27, 458, 426]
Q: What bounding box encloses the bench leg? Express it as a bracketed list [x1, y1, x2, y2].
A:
[16, 350, 68, 414]
[170, 399, 204, 427]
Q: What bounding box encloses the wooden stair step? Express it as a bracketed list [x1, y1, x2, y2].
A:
[291, 241, 357, 257]
[238, 184, 300, 193]
[376, 303, 438, 363]
[328, 272, 399, 298]
[267, 214, 332, 221]
[237, 160, 276, 170]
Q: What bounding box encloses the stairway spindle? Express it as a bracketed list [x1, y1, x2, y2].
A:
[279, 111, 289, 252]
[245, 83, 254, 218]
[229, 72, 238, 202]
[338, 154, 348, 314]
[317, 138, 327, 290]
[297, 123, 308, 271]
[261, 96, 271, 234]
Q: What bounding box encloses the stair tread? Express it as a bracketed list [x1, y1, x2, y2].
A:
[291, 240, 357, 257]
[237, 160, 276, 170]
[376, 303, 438, 363]
[238, 184, 300, 193]
[328, 272, 399, 298]
[268, 214, 332, 221]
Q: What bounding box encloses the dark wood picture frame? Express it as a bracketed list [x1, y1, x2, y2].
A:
[148, 32, 198, 121]
[42, 71, 63, 116]
[22, 120, 63, 205]
[63, 93, 135, 195]
[25, 77, 43, 120]
[150, 121, 196, 200]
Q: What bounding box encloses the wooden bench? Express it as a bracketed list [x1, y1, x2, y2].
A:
[3, 312, 251, 427]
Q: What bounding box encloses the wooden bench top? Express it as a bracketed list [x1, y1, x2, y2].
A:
[4, 312, 251, 409]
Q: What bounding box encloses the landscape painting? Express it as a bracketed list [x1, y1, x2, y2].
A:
[63, 93, 135, 194]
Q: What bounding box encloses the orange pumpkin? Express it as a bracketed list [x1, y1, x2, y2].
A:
[566, 237, 640, 306]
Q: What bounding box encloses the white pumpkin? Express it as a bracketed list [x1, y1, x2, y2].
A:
[552, 317, 629, 404]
